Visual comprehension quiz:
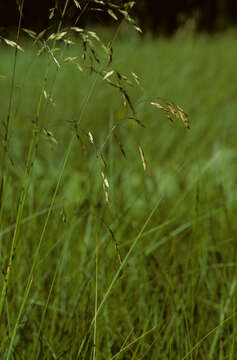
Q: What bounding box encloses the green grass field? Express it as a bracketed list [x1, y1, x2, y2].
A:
[1, 29, 237, 359]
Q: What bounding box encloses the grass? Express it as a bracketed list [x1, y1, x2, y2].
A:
[1, 27, 237, 359]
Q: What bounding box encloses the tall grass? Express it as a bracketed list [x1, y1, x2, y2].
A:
[1, 2, 237, 358]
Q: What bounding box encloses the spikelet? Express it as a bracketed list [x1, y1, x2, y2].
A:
[151, 100, 190, 129]
[101, 172, 110, 204]
[177, 105, 190, 129]
[88, 131, 94, 144]
[139, 146, 147, 171]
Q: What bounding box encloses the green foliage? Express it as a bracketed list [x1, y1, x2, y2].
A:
[1, 4, 237, 358]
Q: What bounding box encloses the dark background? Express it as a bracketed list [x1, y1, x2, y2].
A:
[1, 0, 237, 36]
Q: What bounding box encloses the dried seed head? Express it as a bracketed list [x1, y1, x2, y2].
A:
[103, 70, 114, 80]
[76, 63, 83, 72]
[107, 9, 118, 20]
[88, 131, 94, 144]
[73, 0, 81, 9]
[101, 172, 109, 188]
[105, 190, 110, 204]
[151, 102, 167, 111]
[131, 72, 140, 85]
[139, 146, 147, 171]
[4, 38, 24, 52]
[177, 105, 190, 129]
[166, 101, 177, 115]
[64, 56, 77, 62]
[42, 128, 58, 144]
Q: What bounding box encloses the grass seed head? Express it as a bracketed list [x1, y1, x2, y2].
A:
[88, 131, 94, 144]
[177, 105, 190, 129]
[139, 146, 147, 171]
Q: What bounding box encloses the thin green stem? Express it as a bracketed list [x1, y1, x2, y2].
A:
[77, 197, 162, 357]
[0, 0, 24, 218]
[0, 124, 38, 320]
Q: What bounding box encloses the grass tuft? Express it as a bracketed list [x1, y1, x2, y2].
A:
[0, 5, 237, 357]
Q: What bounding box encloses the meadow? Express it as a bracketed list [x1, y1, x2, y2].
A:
[1, 27, 237, 359]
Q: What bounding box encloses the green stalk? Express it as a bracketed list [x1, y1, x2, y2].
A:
[0, 0, 24, 221]
[0, 124, 38, 320]
[4, 1, 71, 354]
[77, 197, 162, 357]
